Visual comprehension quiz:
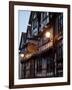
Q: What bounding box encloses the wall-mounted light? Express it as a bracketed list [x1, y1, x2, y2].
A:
[20, 53, 24, 58]
[25, 53, 32, 59]
[45, 31, 51, 38]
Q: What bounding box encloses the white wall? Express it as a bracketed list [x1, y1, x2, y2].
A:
[0, 0, 72, 90]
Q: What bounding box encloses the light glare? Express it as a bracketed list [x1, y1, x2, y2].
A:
[45, 32, 51, 38]
[20, 54, 24, 58]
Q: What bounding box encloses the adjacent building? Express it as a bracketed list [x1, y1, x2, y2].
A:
[19, 11, 63, 79]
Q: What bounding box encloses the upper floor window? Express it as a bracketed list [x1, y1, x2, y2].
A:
[41, 12, 49, 21]
[40, 12, 49, 30]
[32, 28, 38, 36]
[32, 19, 37, 29]
[33, 13, 37, 19]
[58, 13, 63, 34]
[32, 18, 38, 36]
[21, 37, 24, 49]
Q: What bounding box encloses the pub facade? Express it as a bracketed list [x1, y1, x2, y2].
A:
[19, 11, 63, 79]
